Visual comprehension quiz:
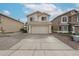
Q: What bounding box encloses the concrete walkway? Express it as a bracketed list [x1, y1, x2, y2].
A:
[0, 34, 79, 56]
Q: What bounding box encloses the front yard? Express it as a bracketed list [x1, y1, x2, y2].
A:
[52, 33, 79, 49]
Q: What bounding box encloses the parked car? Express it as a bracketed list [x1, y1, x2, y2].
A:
[20, 28, 27, 33]
[71, 35, 79, 42]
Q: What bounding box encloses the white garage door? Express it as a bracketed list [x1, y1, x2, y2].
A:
[31, 26, 48, 34]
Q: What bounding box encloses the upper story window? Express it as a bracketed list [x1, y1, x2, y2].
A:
[41, 17, 46, 21]
[61, 16, 68, 23]
[77, 16, 79, 22]
[30, 17, 33, 22]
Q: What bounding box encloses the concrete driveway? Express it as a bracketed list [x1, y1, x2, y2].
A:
[0, 34, 79, 56]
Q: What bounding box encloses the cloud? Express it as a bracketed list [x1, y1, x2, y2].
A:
[1, 10, 10, 16]
[24, 3, 79, 21]
[23, 3, 63, 20]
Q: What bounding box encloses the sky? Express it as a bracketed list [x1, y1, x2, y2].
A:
[0, 3, 79, 23]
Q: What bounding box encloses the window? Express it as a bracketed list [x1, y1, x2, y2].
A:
[41, 17, 46, 21]
[61, 16, 68, 23]
[77, 16, 79, 22]
[30, 17, 33, 22]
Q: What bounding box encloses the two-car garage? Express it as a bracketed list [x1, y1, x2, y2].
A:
[31, 26, 49, 34]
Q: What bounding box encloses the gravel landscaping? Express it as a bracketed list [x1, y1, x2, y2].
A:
[52, 33, 79, 49]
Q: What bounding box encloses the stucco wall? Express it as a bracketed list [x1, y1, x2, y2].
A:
[75, 26, 79, 34]
[51, 17, 60, 32]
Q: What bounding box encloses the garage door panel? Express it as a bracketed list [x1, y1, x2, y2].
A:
[31, 26, 48, 34]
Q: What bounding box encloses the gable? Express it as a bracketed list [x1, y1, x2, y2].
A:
[27, 11, 49, 17]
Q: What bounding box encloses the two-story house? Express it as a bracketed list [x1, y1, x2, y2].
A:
[26, 11, 52, 34]
[51, 9, 79, 34]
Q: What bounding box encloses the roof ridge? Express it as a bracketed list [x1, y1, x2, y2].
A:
[51, 9, 79, 22]
[0, 13, 24, 24]
[27, 10, 49, 16]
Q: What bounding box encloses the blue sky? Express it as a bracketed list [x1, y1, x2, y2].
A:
[0, 3, 78, 23]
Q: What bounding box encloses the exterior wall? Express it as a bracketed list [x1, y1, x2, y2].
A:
[70, 14, 79, 34]
[51, 17, 60, 32]
[27, 13, 38, 22]
[71, 14, 79, 25]
[75, 26, 79, 34]
[0, 15, 24, 33]
[49, 25, 51, 33]
[39, 14, 48, 22]
[28, 25, 31, 33]
[70, 15, 78, 25]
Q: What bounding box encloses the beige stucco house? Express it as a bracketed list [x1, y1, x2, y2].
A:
[26, 11, 52, 34]
[51, 9, 79, 34]
[0, 13, 24, 33]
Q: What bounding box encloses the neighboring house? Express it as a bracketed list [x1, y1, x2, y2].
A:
[26, 11, 52, 34]
[0, 13, 24, 33]
[51, 9, 79, 34]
